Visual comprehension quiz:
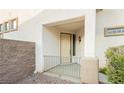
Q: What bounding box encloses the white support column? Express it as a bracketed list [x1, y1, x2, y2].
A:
[80, 10, 98, 84]
[84, 10, 96, 57]
[34, 25, 44, 73]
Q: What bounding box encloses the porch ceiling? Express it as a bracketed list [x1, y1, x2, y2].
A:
[54, 21, 84, 31]
[44, 16, 84, 32]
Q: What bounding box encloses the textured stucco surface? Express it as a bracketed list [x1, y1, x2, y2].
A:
[80, 57, 99, 84]
[0, 39, 35, 84]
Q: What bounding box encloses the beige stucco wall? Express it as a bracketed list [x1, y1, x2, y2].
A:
[0, 9, 96, 72]
[43, 27, 60, 56]
[76, 27, 84, 57]
[96, 9, 124, 68]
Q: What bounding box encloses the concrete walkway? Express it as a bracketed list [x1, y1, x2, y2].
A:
[17, 73, 75, 84]
[99, 73, 110, 84]
[47, 63, 80, 78]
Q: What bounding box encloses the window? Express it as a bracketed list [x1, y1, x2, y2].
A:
[0, 24, 2, 32]
[10, 18, 18, 31]
[4, 22, 10, 31]
[0, 17, 18, 33]
[73, 34, 76, 56]
[0, 24, 4, 33]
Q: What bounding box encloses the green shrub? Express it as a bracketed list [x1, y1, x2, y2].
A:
[105, 46, 124, 84]
[99, 67, 107, 75]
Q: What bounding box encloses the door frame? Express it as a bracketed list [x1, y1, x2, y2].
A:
[60, 32, 72, 64]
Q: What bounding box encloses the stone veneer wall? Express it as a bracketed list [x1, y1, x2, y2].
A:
[0, 39, 35, 83]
